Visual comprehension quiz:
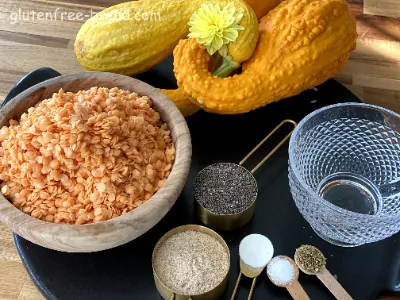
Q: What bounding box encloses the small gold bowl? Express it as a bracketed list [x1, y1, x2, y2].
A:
[152, 224, 230, 300]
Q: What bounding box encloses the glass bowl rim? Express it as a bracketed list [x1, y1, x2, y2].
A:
[288, 102, 400, 220]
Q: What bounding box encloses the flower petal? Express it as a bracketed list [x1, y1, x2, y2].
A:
[207, 44, 218, 56]
[222, 29, 239, 42]
[218, 45, 228, 57]
[212, 35, 223, 50]
[188, 2, 245, 56]
[230, 24, 245, 31]
[222, 3, 235, 17]
[234, 11, 244, 24]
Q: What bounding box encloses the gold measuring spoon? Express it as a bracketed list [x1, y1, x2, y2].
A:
[231, 234, 274, 300]
[267, 256, 310, 300]
[294, 245, 353, 300]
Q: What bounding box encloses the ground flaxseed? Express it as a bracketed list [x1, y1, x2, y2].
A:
[295, 245, 326, 274]
[153, 230, 229, 295]
[193, 163, 258, 214]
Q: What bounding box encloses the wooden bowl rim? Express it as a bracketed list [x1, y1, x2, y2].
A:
[0, 72, 191, 243]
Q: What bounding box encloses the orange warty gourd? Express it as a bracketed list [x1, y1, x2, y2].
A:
[159, 88, 201, 117]
[174, 0, 357, 114]
[161, 0, 278, 116]
[245, 0, 282, 19]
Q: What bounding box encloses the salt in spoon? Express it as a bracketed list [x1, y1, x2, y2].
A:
[267, 255, 310, 300]
[294, 245, 353, 300]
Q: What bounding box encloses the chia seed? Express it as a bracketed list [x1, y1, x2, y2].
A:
[193, 163, 258, 214]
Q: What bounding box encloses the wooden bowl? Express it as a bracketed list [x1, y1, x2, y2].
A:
[0, 72, 192, 252]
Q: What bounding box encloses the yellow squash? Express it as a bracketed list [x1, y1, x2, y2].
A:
[75, 0, 258, 76]
[159, 88, 201, 117]
[245, 0, 281, 19]
[174, 0, 357, 114]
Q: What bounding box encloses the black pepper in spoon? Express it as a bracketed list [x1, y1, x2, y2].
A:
[295, 245, 353, 300]
[295, 245, 326, 274]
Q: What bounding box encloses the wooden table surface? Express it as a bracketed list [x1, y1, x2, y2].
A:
[0, 0, 399, 299]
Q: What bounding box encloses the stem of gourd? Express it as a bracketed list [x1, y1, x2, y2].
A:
[210, 53, 223, 73]
[212, 55, 240, 78]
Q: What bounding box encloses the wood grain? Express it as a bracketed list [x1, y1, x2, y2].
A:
[17, 280, 45, 300]
[364, 0, 400, 19]
[0, 0, 397, 299]
[286, 281, 310, 300]
[0, 223, 44, 300]
[316, 267, 353, 300]
[338, 0, 400, 113]
[0, 72, 192, 252]
[0, 260, 27, 300]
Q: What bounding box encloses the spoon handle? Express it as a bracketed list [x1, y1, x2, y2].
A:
[317, 267, 353, 300]
[230, 272, 242, 300]
[286, 280, 310, 300]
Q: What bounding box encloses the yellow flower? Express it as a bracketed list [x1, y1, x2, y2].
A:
[188, 2, 244, 57]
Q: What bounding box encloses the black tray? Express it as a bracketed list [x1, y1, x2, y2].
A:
[6, 58, 400, 300]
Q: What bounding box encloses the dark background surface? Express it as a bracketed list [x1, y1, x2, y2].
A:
[8, 57, 400, 300]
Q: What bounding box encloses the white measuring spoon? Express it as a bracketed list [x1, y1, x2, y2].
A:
[231, 234, 274, 300]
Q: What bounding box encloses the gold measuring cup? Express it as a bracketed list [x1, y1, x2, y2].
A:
[152, 225, 230, 300]
[195, 120, 297, 230]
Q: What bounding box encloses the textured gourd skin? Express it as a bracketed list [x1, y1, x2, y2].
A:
[159, 37, 200, 117]
[245, 0, 281, 19]
[159, 88, 201, 117]
[227, 1, 259, 63]
[161, 0, 272, 114]
[74, 0, 258, 75]
[174, 0, 357, 114]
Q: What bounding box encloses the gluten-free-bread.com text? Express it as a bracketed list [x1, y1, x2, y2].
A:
[9, 8, 161, 24]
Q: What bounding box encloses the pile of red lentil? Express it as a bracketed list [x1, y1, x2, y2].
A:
[0, 87, 175, 224]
